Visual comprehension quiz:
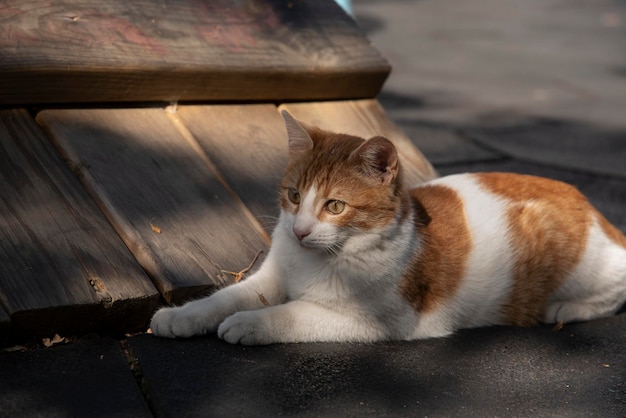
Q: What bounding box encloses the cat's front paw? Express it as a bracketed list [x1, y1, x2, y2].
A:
[217, 311, 273, 345]
[150, 306, 209, 338]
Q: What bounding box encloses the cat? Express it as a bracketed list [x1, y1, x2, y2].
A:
[150, 110, 626, 345]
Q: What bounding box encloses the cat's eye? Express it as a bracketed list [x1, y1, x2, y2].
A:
[326, 200, 345, 215]
[287, 188, 301, 204]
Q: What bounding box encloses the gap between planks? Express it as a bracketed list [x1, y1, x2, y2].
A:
[165, 110, 272, 246]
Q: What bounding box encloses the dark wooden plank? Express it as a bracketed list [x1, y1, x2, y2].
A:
[0, 0, 389, 105]
[0, 109, 159, 340]
[280, 100, 439, 185]
[176, 105, 287, 236]
[37, 108, 269, 304]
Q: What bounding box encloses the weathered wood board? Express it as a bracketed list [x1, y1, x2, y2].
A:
[176, 105, 287, 236]
[0, 0, 389, 105]
[37, 108, 268, 304]
[0, 109, 159, 339]
[281, 100, 439, 185]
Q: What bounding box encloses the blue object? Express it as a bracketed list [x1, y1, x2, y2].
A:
[335, 0, 352, 15]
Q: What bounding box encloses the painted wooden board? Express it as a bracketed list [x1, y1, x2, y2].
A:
[37, 108, 268, 305]
[0, 0, 389, 105]
[280, 100, 439, 185]
[176, 105, 287, 236]
[0, 109, 159, 339]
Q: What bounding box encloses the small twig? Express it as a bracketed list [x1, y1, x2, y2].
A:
[220, 250, 263, 283]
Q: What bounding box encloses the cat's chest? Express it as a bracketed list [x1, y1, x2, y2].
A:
[282, 253, 351, 304]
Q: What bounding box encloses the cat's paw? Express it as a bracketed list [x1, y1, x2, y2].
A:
[217, 311, 273, 345]
[150, 306, 210, 338]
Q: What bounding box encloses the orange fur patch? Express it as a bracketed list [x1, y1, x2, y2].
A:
[400, 185, 471, 313]
[475, 173, 593, 326]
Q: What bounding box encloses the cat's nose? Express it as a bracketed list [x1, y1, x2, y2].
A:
[293, 226, 311, 241]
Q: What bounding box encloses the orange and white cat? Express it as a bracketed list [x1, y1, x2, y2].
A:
[150, 111, 626, 344]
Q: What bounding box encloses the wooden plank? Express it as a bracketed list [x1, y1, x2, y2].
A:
[0, 109, 159, 340]
[36, 108, 269, 304]
[0, 0, 389, 105]
[176, 105, 287, 236]
[280, 100, 439, 185]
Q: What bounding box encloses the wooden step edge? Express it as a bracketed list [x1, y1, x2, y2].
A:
[8, 295, 160, 343]
[0, 68, 389, 107]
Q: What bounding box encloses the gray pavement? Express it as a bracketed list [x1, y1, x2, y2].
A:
[1, 1, 625, 417]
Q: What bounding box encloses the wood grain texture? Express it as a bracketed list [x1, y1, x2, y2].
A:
[176, 105, 287, 236]
[280, 100, 439, 185]
[0, 0, 389, 105]
[0, 109, 159, 339]
[36, 108, 268, 304]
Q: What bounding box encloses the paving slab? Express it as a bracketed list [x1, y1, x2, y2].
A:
[377, 92, 502, 166]
[0, 338, 151, 418]
[356, 0, 626, 175]
[129, 313, 625, 417]
[465, 120, 626, 179]
[355, 0, 626, 129]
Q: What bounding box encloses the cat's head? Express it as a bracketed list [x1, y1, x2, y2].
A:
[279, 110, 408, 254]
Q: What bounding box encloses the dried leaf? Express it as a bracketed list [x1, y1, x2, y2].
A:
[42, 334, 66, 348]
[552, 321, 564, 331]
[3, 345, 27, 353]
[149, 218, 161, 234]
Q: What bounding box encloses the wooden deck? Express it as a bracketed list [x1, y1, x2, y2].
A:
[0, 0, 437, 344]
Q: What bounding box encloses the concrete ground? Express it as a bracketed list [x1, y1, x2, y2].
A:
[1, 1, 625, 416]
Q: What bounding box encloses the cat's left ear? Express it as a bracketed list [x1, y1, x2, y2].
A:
[281, 110, 314, 158]
[350, 136, 399, 185]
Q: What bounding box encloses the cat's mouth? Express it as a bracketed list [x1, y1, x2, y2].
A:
[296, 239, 318, 250]
[293, 235, 323, 250]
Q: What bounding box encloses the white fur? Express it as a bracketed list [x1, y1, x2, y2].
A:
[409, 174, 515, 338]
[545, 215, 626, 323]
[150, 173, 626, 344]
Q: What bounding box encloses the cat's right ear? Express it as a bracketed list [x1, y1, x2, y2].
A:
[350, 136, 399, 185]
[281, 110, 314, 158]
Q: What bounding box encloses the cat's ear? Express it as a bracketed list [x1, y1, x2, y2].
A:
[350, 136, 399, 185]
[281, 110, 313, 158]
